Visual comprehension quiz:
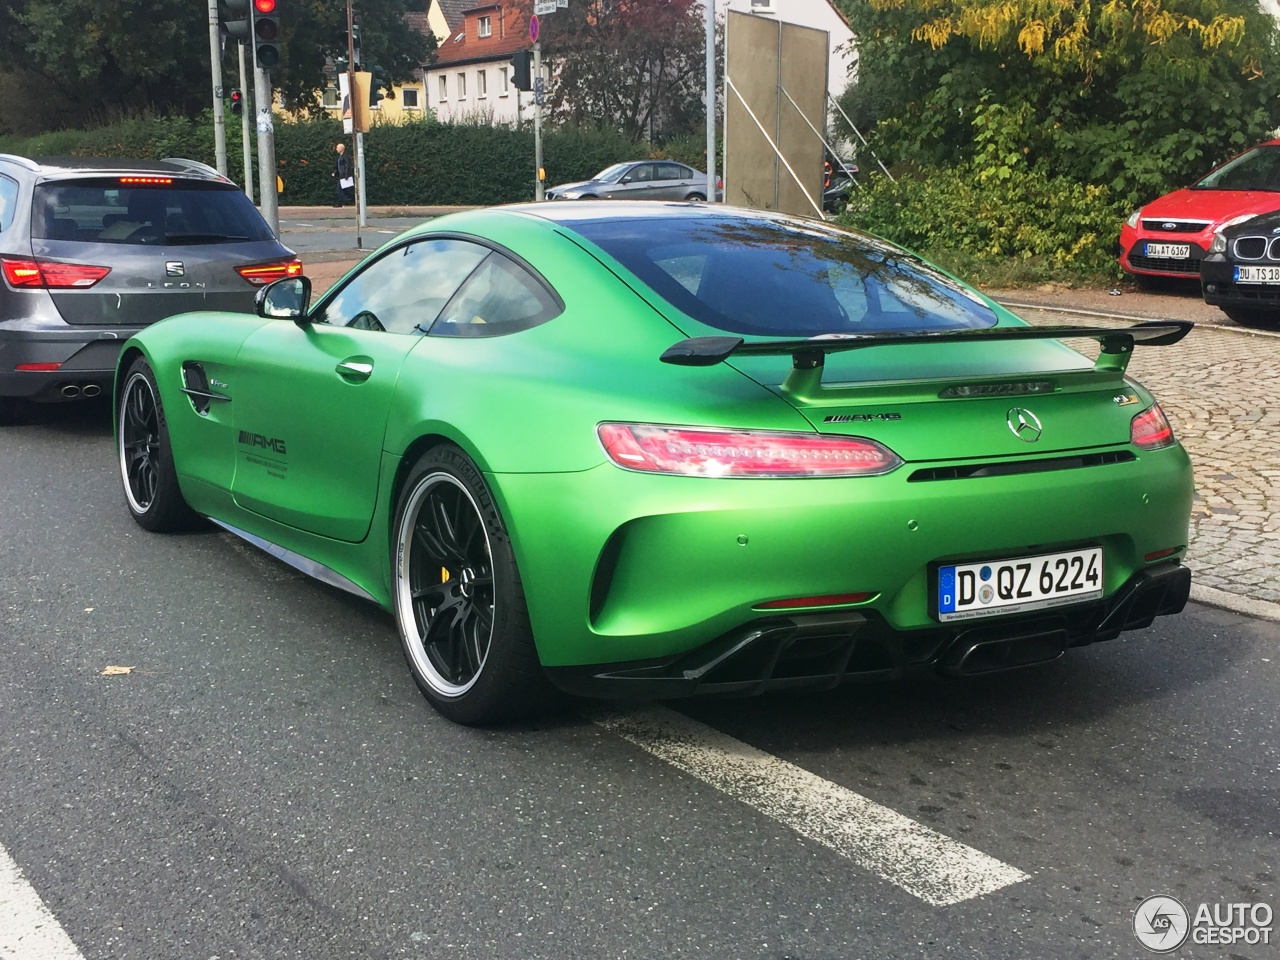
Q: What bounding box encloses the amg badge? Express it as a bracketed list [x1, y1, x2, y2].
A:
[238, 430, 287, 455]
[824, 412, 902, 423]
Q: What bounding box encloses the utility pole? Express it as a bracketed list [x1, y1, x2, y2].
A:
[254, 56, 278, 233]
[705, 0, 716, 202]
[207, 0, 228, 176]
[533, 40, 544, 201]
[239, 41, 254, 203]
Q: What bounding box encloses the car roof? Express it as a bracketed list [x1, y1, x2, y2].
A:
[499, 199, 816, 230]
[0, 154, 230, 183]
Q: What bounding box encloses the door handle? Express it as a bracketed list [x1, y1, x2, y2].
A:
[336, 358, 373, 382]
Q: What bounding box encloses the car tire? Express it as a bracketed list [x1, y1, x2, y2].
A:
[392, 444, 558, 725]
[117, 356, 199, 532]
[0, 397, 21, 426]
[686, 193, 706, 202]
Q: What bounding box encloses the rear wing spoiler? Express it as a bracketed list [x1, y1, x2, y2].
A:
[659, 320, 1193, 401]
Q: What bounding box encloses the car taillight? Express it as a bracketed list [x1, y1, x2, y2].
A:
[1, 257, 111, 289]
[597, 423, 902, 478]
[1130, 404, 1175, 450]
[235, 259, 303, 286]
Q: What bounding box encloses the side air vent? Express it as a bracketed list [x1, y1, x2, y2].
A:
[182, 361, 211, 414]
[909, 450, 1135, 482]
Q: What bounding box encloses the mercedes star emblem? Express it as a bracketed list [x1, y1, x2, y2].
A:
[1007, 407, 1043, 442]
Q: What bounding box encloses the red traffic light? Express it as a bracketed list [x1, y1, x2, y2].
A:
[254, 0, 276, 12]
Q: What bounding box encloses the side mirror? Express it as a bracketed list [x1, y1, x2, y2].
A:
[255, 276, 312, 324]
[620, 175, 633, 184]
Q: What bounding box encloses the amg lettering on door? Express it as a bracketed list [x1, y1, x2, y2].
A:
[237, 430, 287, 455]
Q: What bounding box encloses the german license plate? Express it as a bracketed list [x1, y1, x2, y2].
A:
[1143, 242, 1190, 259]
[937, 547, 1103, 622]
[1234, 264, 1280, 284]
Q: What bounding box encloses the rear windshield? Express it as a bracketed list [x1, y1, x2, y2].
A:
[1192, 144, 1280, 192]
[568, 215, 997, 336]
[33, 178, 274, 244]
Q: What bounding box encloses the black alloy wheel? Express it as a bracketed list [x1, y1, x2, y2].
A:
[393, 445, 555, 725]
[117, 357, 198, 532]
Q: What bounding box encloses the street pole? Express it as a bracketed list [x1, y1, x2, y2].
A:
[347, 0, 365, 244]
[533, 41, 544, 201]
[705, 0, 715, 202]
[239, 40, 254, 202]
[207, 0, 228, 176]
[253, 54, 279, 235]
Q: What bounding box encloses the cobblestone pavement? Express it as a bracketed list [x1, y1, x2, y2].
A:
[1011, 305, 1280, 607]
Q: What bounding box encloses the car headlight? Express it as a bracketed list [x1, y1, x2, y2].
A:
[1208, 233, 1227, 255]
[1126, 209, 1141, 229]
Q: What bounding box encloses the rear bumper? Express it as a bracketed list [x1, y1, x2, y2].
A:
[546, 562, 1192, 699]
[0, 327, 135, 400]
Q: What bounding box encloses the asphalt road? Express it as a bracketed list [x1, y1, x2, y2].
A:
[278, 215, 426, 257]
[1, 401, 1277, 959]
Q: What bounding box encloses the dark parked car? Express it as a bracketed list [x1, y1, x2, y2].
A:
[0, 155, 300, 423]
[1200, 209, 1280, 325]
[544, 161, 721, 202]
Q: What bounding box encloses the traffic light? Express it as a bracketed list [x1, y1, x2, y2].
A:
[369, 64, 394, 106]
[229, 89, 244, 115]
[252, 0, 282, 68]
[217, 0, 251, 44]
[511, 50, 532, 91]
[341, 24, 362, 69]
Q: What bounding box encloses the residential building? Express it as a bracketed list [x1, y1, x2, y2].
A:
[423, 1, 854, 128]
[425, 1, 535, 125]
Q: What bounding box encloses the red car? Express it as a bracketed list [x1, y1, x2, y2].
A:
[1118, 139, 1280, 285]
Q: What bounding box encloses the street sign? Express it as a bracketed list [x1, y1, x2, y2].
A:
[534, 76, 545, 105]
[529, 14, 539, 41]
[534, 0, 557, 15]
[556, 0, 568, 6]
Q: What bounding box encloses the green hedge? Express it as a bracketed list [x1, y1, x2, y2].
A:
[0, 114, 652, 206]
[839, 164, 1131, 285]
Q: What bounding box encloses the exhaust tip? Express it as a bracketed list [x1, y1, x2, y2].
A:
[61, 384, 81, 398]
[940, 627, 1068, 677]
[81, 384, 101, 398]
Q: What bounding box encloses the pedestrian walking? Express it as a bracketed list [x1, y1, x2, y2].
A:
[333, 142, 354, 207]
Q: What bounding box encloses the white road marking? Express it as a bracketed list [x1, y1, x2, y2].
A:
[592, 705, 1028, 906]
[0, 843, 86, 960]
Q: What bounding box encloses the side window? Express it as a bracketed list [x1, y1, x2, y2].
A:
[657, 163, 686, 181]
[317, 238, 489, 335]
[0, 175, 17, 233]
[628, 164, 654, 183]
[430, 251, 562, 338]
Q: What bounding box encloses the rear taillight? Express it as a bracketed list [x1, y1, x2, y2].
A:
[235, 259, 303, 286]
[598, 423, 902, 478]
[1131, 404, 1175, 450]
[2, 257, 111, 289]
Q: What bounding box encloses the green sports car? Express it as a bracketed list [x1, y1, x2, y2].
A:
[115, 202, 1195, 725]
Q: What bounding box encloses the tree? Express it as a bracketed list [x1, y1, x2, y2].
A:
[0, 0, 434, 136]
[533, 0, 708, 142]
[834, 0, 1280, 202]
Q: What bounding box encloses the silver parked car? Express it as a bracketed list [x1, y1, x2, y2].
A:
[0, 155, 299, 423]
[544, 160, 721, 202]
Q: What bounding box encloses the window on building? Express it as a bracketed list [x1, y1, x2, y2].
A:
[750, 0, 776, 11]
[458, 73, 467, 99]
[477, 70, 487, 98]
[322, 84, 339, 108]
[438, 75, 448, 101]
[499, 67, 509, 95]
[478, 15, 492, 38]
[402, 87, 420, 109]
